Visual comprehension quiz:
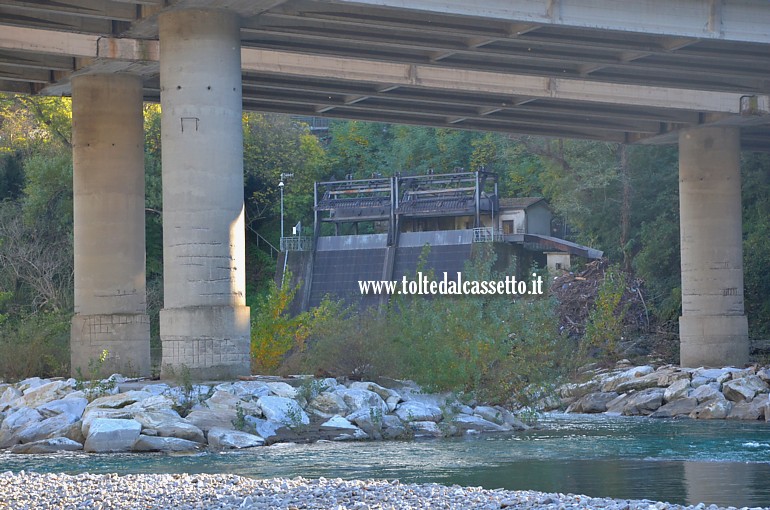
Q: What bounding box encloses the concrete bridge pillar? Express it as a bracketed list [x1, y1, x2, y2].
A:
[679, 126, 749, 367]
[70, 73, 150, 377]
[158, 9, 250, 379]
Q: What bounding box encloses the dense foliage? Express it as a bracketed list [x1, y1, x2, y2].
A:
[1, 94, 770, 384]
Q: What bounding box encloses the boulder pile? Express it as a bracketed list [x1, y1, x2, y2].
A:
[556, 363, 770, 421]
[0, 375, 528, 455]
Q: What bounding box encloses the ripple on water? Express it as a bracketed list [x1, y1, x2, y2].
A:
[2, 413, 770, 507]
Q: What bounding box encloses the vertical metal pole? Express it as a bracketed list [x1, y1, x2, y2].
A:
[474, 171, 480, 228]
[313, 181, 319, 239]
[280, 182, 284, 240]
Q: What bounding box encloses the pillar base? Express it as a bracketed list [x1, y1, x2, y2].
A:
[679, 315, 749, 368]
[71, 314, 151, 378]
[160, 305, 250, 380]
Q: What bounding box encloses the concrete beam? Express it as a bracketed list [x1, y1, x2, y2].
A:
[0, 26, 98, 58]
[324, 0, 770, 44]
[239, 48, 766, 113]
[1, 0, 139, 21]
[4, 26, 767, 117]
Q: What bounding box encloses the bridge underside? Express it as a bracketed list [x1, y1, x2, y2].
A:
[1, 0, 769, 149]
[1, 0, 769, 374]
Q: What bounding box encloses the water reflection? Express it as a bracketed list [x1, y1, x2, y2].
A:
[2, 414, 770, 507]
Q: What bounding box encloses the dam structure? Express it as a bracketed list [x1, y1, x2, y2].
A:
[278, 170, 602, 312]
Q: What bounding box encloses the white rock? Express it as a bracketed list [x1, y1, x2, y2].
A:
[17, 413, 79, 443]
[84, 418, 141, 453]
[307, 392, 349, 418]
[320, 415, 359, 430]
[205, 391, 262, 417]
[127, 395, 176, 413]
[266, 382, 298, 399]
[408, 421, 442, 437]
[17, 377, 44, 392]
[664, 379, 691, 403]
[222, 381, 270, 400]
[332, 429, 369, 441]
[244, 416, 282, 440]
[722, 375, 768, 403]
[559, 380, 601, 399]
[381, 415, 407, 439]
[473, 406, 505, 424]
[349, 381, 399, 402]
[132, 435, 202, 452]
[86, 391, 151, 410]
[690, 383, 722, 404]
[207, 427, 265, 449]
[567, 392, 618, 413]
[335, 388, 388, 414]
[385, 396, 400, 413]
[37, 397, 88, 419]
[133, 410, 205, 443]
[619, 388, 665, 416]
[319, 378, 340, 392]
[10, 437, 83, 454]
[185, 409, 237, 433]
[81, 408, 134, 437]
[690, 396, 732, 420]
[726, 399, 765, 420]
[258, 396, 309, 427]
[0, 407, 42, 448]
[453, 414, 509, 432]
[600, 366, 655, 392]
[0, 387, 22, 412]
[22, 380, 72, 408]
[394, 400, 443, 422]
[650, 397, 698, 418]
[140, 383, 171, 396]
[345, 408, 384, 439]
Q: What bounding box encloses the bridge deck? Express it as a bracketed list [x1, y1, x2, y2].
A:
[0, 0, 768, 150]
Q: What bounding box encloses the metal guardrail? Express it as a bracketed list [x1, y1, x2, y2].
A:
[280, 236, 312, 251]
[472, 227, 503, 243]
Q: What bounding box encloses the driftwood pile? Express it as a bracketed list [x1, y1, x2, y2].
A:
[549, 259, 650, 338]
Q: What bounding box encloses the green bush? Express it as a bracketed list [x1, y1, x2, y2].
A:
[0, 310, 70, 381]
[298, 244, 571, 405]
[582, 265, 628, 360]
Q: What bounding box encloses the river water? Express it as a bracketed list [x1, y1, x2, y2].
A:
[2, 413, 769, 507]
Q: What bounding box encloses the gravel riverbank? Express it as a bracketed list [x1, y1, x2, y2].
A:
[0, 471, 754, 510]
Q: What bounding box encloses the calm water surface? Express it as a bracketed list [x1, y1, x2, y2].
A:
[2, 413, 770, 507]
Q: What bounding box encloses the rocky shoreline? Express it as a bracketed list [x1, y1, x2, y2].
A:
[0, 471, 749, 510]
[556, 362, 770, 420]
[0, 374, 529, 454]
[2, 362, 769, 455]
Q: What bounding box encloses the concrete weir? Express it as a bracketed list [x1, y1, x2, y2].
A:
[158, 9, 250, 379]
[70, 73, 150, 377]
[679, 126, 749, 367]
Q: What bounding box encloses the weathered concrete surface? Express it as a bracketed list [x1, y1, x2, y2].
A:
[158, 9, 250, 379]
[678, 126, 749, 368]
[70, 72, 150, 377]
